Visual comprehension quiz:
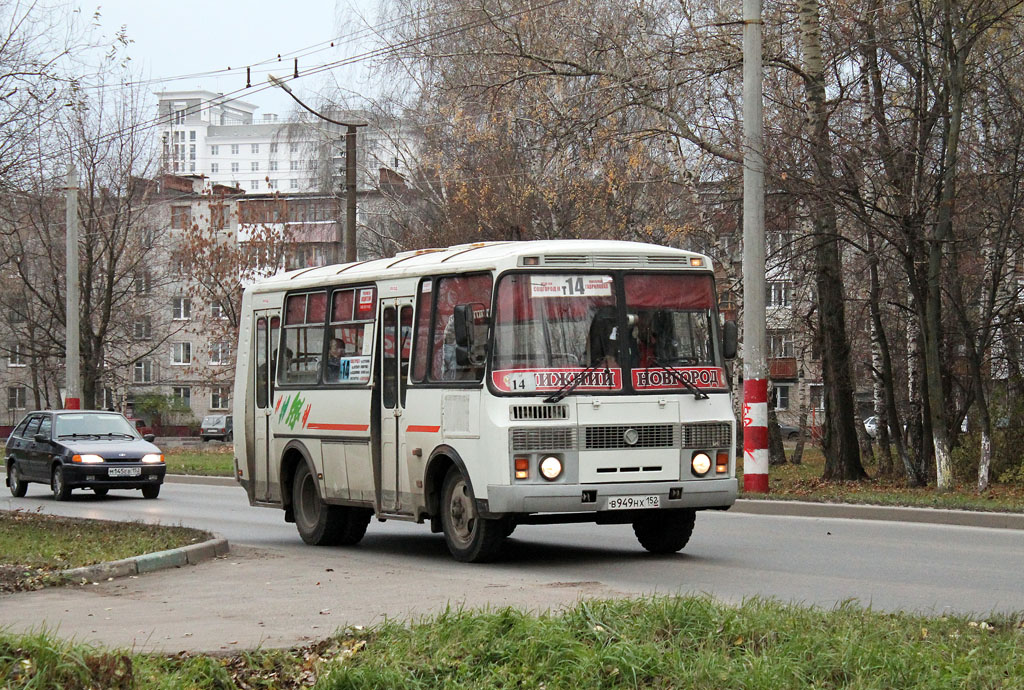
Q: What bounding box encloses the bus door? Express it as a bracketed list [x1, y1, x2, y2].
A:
[252, 310, 280, 503]
[377, 298, 414, 513]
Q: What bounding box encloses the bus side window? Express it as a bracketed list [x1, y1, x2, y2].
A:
[430, 274, 492, 382]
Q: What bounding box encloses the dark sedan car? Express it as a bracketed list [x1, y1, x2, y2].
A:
[4, 410, 166, 500]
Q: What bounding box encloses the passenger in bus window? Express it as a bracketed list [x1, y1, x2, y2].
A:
[326, 338, 344, 381]
[589, 307, 619, 368]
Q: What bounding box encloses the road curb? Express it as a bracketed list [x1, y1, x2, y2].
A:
[165, 474, 237, 487]
[61, 537, 230, 583]
[733, 498, 1024, 530]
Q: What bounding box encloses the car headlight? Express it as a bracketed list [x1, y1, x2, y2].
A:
[141, 454, 164, 464]
[691, 452, 712, 477]
[539, 456, 562, 481]
[72, 454, 105, 464]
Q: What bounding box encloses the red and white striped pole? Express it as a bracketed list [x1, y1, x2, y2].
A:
[65, 165, 81, 410]
[742, 0, 768, 492]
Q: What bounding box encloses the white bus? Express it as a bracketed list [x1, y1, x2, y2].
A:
[234, 240, 738, 562]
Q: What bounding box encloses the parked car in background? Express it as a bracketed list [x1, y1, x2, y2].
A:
[127, 417, 153, 436]
[4, 410, 165, 500]
[201, 414, 233, 442]
[777, 422, 802, 440]
[864, 416, 879, 439]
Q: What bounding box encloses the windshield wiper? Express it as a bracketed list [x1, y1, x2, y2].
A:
[650, 359, 709, 400]
[98, 432, 135, 439]
[544, 361, 614, 404]
[58, 433, 99, 439]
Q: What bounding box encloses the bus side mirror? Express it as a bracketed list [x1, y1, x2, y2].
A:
[453, 304, 473, 366]
[723, 320, 738, 360]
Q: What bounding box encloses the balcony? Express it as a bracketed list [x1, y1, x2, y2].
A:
[769, 357, 798, 380]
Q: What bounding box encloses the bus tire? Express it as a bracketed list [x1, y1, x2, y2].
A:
[292, 462, 363, 546]
[440, 466, 505, 563]
[632, 509, 696, 554]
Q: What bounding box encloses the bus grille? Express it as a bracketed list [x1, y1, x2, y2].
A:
[510, 427, 577, 452]
[510, 404, 569, 421]
[582, 424, 677, 450]
[680, 422, 732, 448]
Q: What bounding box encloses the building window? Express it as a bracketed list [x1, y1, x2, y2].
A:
[210, 341, 232, 365]
[269, 161, 278, 171]
[8, 298, 26, 324]
[170, 205, 191, 229]
[267, 180, 277, 190]
[8, 386, 26, 410]
[269, 143, 278, 154]
[172, 296, 192, 320]
[231, 162, 239, 173]
[210, 145, 219, 155]
[133, 360, 153, 383]
[189, 144, 196, 160]
[250, 180, 259, 190]
[210, 301, 227, 319]
[290, 160, 300, 171]
[809, 383, 824, 410]
[8, 343, 25, 367]
[211, 163, 219, 174]
[251, 162, 259, 172]
[290, 142, 299, 153]
[189, 131, 196, 141]
[189, 162, 195, 172]
[135, 271, 152, 295]
[251, 144, 259, 154]
[173, 109, 185, 124]
[134, 317, 152, 340]
[172, 386, 191, 407]
[211, 386, 230, 410]
[773, 384, 791, 411]
[230, 144, 239, 155]
[768, 331, 795, 359]
[767, 281, 793, 308]
[290, 179, 298, 189]
[171, 342, 192, 365]
[210, 204, 228, 229]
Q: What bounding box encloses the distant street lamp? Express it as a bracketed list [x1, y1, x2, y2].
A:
[268, 74, 365, 263]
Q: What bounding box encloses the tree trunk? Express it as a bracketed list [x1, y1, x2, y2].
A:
[797, 0, 867, 481]
[768, 383, 787, 465]
[867, 234, 893, 475]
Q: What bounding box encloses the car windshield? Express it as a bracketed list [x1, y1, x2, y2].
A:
[491, 272, 725, 394]
[202, 415, 225, 426]
[55, 413, 140, 438]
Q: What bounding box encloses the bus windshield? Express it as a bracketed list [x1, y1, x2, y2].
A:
[492, 272, 724, 393]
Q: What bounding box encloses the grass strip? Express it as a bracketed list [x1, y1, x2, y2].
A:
[163, 447, 235, 477]
[0, 511, 210, 592]
[0, 597, 1021, 689]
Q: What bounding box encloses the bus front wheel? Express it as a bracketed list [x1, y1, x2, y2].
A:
[440, 467, 505, 562]
[292, 462, 369, 546]
[632, 509, 696, 554]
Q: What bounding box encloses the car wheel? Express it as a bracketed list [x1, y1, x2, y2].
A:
[292, 462, 357, 546]
[633, 509, 696, 554]
[8, 461, 27, 498]
[93, 487, 109, 497]
[51, 465, 72, 501]
[440, 466, 506, 562]
[141, 485, 160, 499]
[788, 431, 799, 440]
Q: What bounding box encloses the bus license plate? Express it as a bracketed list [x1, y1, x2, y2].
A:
[606, 495, 660, 510]
[108, 467, 141, 478]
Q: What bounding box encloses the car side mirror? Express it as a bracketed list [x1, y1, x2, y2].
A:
[33, 433, 48, 444]
[144, 434, 156, 442]
[723, 320, 738, 360]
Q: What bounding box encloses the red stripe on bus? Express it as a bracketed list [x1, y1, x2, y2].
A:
[406, 425, 441, 433]
[306, 423, 369, 432]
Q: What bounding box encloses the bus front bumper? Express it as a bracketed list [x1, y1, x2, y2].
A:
[483, 477, 737, 515]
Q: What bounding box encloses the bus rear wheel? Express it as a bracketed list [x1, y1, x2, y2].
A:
[632, 509, 696, 554]
[440, 467, 505, 563]
[292, 462, 370, 546]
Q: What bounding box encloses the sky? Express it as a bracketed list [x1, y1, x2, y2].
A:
[85, 0, 382, 117]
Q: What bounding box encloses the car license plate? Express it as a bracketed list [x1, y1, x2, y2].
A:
[606, 495, 660, 510]
[108, 467, 141, 478]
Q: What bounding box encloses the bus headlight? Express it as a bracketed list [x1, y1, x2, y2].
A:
[691, 452, 712, 477]
[539, 456, 563, 481]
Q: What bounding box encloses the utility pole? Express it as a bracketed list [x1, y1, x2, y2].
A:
[65, 165, 81, 410]
[742, 0, 768, 492]
[268, 74, 364, 263]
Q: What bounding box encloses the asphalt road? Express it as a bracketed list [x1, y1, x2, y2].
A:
[2, 479, 1023, 652]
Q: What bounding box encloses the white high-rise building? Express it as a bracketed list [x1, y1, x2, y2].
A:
[156, 90, 407, 195]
